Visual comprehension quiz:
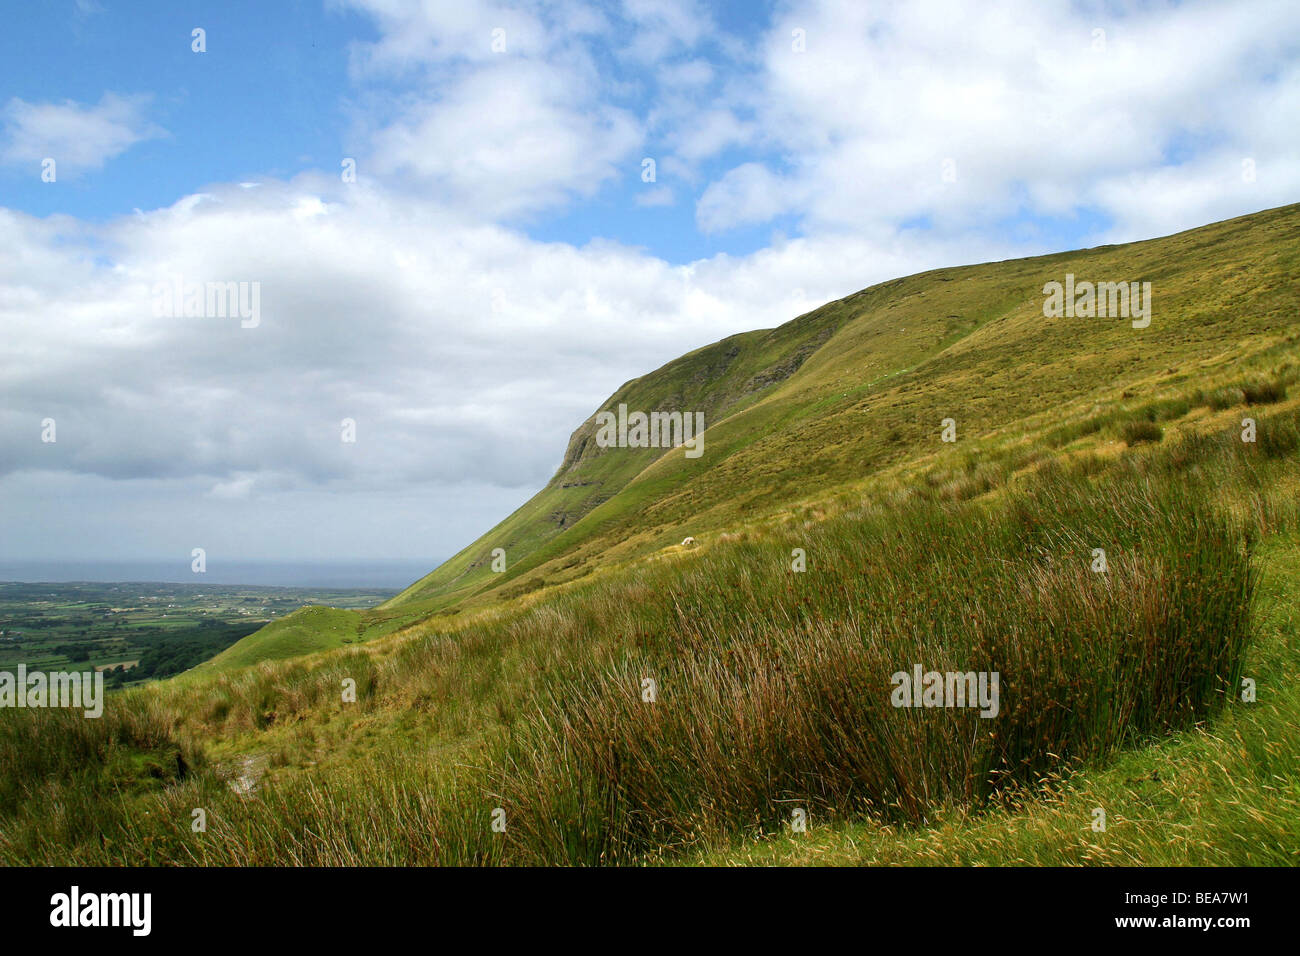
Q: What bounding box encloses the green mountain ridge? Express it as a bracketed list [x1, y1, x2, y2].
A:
[224, 201, 1300, 666]
[381, 301, 847, 612]
[386, 203, 1300, 605]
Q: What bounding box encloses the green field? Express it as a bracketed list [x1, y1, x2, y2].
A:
[2, 204, 1298, 866]
[0, 583, 396, 685]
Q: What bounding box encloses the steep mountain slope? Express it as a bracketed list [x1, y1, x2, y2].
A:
[382, 302, 846, 612]
[9, 203, 1300, 868]
[383, 202, 1300, 614]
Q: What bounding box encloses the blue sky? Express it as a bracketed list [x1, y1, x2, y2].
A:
[3, 2, 364, 222]
[1, 0, 1297, 570]
[0, 0, 1162, 259]
[1, 0, 793, 261]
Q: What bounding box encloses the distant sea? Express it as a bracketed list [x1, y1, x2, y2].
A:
[0, 560, 435, 589]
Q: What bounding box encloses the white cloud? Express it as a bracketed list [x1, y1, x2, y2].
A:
[696, 162, 804, 232]
[335, 1, 515, 72]
[210, 474, 256, 500]
[337, 0, 644, 220]
[669, 107, 756, 168]
[634, 184, 674, 207]
[619, 0, 713, 64]
[0, 174, 999, 497]
[1, 92, 161, 173]
[364, 59, 642, 219]
[657, 58, 714, 89]
[693, 0, 1300, 241]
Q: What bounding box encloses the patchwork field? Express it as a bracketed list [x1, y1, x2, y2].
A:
[0, 583, 396, 685]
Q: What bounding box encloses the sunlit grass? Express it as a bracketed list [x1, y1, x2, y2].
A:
[1, 406, 1296, 865]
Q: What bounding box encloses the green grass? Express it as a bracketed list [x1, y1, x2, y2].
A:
[692, 530, 1300, 867]
[1, 404, 1296, 865]
[203, 606, 364, 670]
[1244, 380, 1288, 405]
[1121, 419, 1164, 445]
[381, 202, 1300, 615]
[2, 204, 1299, 867]
[201, 602, 427, 674]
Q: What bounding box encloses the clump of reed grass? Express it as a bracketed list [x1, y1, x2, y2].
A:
[1122, 419, 1164, 445]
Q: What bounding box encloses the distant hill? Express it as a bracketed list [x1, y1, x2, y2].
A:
[202, 604, 416, 672]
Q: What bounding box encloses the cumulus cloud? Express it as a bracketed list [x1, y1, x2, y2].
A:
[693, 0, 1300, 243]
[697, 162, 804, 232]
[1, 92, 161, 173]
[619, 0, 713, 64]
[0, 172, 1001, 499]
[363, 59, 642, 218]
[339, 0, 642, 220]
[634, 184, 674, 207]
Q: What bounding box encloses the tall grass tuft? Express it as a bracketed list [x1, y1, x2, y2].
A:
[490, 464, 1252, 862]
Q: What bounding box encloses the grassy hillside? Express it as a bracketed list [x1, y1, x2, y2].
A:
[2, 204, 1298, 866]
[382, 202, 1300, 618]
[381, 304, 847, 613]
[2, 401, 1296, 865]
[200, 604, 427, 673]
